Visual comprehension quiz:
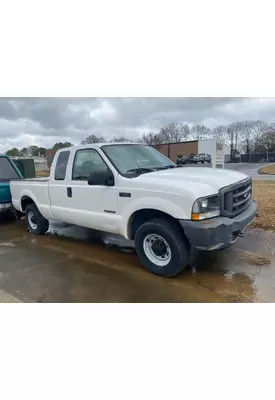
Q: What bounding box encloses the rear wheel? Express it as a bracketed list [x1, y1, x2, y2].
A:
[25, 204, 49, 235]
[134, 218, 190, 277]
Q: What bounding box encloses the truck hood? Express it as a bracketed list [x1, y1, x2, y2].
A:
[135, 167, 249, 194]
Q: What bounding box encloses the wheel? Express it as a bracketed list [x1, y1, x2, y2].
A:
[134, 218, 190, 277]
[25, 204, 49, 235]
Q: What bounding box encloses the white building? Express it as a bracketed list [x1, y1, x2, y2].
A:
[198, 139, 231, 163]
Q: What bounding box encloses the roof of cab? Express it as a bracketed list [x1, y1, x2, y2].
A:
[57, 142, 146, 152]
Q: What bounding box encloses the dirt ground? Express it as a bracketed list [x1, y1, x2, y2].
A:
[258, 164, 275, 175]
[35, 170, 49, 177]
[252, 180, 275, 230]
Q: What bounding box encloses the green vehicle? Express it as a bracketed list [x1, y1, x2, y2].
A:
[0, 155, 23, 216]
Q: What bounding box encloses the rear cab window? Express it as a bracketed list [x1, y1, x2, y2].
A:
[54, 151, 70, 180]
[0, 157, 21, 181]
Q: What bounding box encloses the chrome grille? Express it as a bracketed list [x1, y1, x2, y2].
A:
[220, 178, 252, 218]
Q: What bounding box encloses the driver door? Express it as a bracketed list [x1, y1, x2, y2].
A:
[65, 148, 118, 233]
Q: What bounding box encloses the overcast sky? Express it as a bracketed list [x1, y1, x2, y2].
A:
[1, 97, 275, 152]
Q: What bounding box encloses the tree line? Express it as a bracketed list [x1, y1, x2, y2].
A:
[5, 120, 275, 157]
[5, 142, 73, 157]
[141, 121, 275, 154]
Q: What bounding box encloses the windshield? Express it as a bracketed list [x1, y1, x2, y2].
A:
[101, 144, 175, 175]
[0, 157, 20, 181]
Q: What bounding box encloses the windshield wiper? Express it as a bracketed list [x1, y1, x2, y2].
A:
[126, 165, 176, 176]
[125, 168, 155, 175]
[154, 165, 176, 171]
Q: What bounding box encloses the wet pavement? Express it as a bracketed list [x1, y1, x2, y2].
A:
[227, 162, 275, 180]
[0, 217, 275, 302]
[184, 162, 275, 180]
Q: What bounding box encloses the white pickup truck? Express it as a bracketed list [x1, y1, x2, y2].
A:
[10, 143, 257, 277]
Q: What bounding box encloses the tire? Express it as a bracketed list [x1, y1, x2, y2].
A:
[134, 218, 190, 277]
[25, 204, 49, 235]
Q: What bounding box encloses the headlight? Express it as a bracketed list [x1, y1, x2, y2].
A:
[191, 195, 220, 220]
[0, 203, 12, 210]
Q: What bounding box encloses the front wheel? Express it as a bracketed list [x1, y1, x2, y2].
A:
[134, 218, 190, 277]
[25, 204, 49, 235]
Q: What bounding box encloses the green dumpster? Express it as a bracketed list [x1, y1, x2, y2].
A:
[13, 159, 36, 179]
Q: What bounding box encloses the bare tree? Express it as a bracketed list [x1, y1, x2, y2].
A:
[190, 124, 211, 140]
[181, 124, 191, 141]
[212, 125, 227, 140]
[111, 136, 132, 143]
[225, 125, 234, 160]
[159, 123, 190, 143]
[236, 121, 253, 154]
[52, 142, 73, 150]
[228, 121, 245, 152]
[236, 120, 270, 155]
[250, 120, 270, 152]
[81, 134, 106, 144]
[260, 130, 275, 151]
[142, 132, 165, 145]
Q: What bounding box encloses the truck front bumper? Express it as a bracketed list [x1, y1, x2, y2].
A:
[179, 200, 258, 251]
[0, 203, 13, 214]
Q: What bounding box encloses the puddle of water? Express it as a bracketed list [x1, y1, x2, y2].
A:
[2, 219, 275, 302]
[0, 289, 21, 303]
[0, 242, 15, 247]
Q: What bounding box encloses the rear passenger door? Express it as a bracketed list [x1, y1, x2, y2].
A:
[48, 150, 71, 221]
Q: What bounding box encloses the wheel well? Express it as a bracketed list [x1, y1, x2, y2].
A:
[21, 196, 35, 212]
[128, 209, 181, 240]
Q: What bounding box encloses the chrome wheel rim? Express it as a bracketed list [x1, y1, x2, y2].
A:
[143, 234, 171, 266]
[28, 211, 38, 230]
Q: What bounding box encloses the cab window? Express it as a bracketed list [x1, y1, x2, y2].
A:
[72, 149, 108, 180]
[54, 151, 70, 180]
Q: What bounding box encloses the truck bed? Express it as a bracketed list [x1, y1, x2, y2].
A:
[10, 178, 53, 220]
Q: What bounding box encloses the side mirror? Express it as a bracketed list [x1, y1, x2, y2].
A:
[88, 169, 114, 186]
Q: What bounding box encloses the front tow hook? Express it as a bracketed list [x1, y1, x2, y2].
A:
[237, 232, 245, 238]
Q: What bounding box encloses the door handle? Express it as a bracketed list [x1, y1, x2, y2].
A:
[67, 187, 72, 197]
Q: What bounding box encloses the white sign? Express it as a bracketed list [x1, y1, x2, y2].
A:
[212, 138, 224, 169]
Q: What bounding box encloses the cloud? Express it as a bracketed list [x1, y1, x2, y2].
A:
[0, 97, 275, 152]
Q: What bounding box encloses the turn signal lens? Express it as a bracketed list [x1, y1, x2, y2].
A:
[191, 213, 200, 221]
